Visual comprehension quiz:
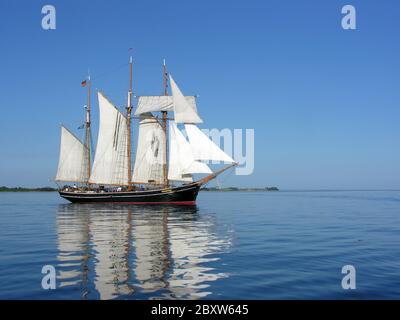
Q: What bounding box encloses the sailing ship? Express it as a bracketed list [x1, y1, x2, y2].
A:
[55, 58, 237, 204]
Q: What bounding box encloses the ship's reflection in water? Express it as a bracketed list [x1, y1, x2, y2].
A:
[56, 204, 232, 299]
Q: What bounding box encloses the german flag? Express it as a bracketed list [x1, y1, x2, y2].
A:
[81, 80, 87, 87]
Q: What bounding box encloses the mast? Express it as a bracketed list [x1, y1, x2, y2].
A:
[85, 75, 91, 184]
[162, 59, 169, 187]
[126, 56, 133, 190]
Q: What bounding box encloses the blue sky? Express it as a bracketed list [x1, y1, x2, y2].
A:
[0, 0, 399, 189]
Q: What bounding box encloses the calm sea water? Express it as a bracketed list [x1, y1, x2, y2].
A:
[0, 190, 400, 300]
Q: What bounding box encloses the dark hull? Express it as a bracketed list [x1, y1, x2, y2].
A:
[59, 182, 202, 205]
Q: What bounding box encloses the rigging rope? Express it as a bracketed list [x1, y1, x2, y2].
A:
[202, 164, 236, 189]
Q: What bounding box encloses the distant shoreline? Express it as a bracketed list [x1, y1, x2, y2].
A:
[1, 186, 398, 193]
[0, 186, 57, 192]
[201, 187, 279, 192]
[0, 186, 279, 192]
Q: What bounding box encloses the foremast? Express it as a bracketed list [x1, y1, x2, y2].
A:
[84, 75, 91, 184]
[126, 56, 133, 190]
[162, 59, 169, 187]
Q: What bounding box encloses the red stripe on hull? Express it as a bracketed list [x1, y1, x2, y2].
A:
[75, 201, 197, 205]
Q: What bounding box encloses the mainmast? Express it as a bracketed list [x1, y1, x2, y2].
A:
[162, 59, 169, 187]
[126, 56, 133, 190]
[85, 75, 91, 184]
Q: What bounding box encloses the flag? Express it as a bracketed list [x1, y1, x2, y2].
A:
[81, 80, 87, 87]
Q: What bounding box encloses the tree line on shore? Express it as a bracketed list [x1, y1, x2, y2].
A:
[0, 186, 57, 192]
[201, 186, 279, 191]
[0, 186, 279, 192]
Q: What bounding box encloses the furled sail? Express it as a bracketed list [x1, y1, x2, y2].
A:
[89, 92, 128, 185]
[132, 114, 165, 184]
[168, 122, 211, 182]
[169, 75, 203, 124]
[134, 96, 197, 115]
[185, 124, 235, 163]
[55, 126, 88, 182]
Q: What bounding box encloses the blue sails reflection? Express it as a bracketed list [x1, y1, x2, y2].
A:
[56, 204, 232, 299]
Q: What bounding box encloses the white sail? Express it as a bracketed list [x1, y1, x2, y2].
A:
[168, 122, 211, 182]
[89, 92, 128, 185]
[173, 122, 212, 176]
[185, 124, 235, 163]
[55, 126, 87, 182]
[169, 75, 203, 124]
[132, 114, 165, 184]
[134, 96, 197, 115]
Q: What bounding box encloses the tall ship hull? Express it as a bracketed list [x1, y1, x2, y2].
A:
[59, 182, 201, 205]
